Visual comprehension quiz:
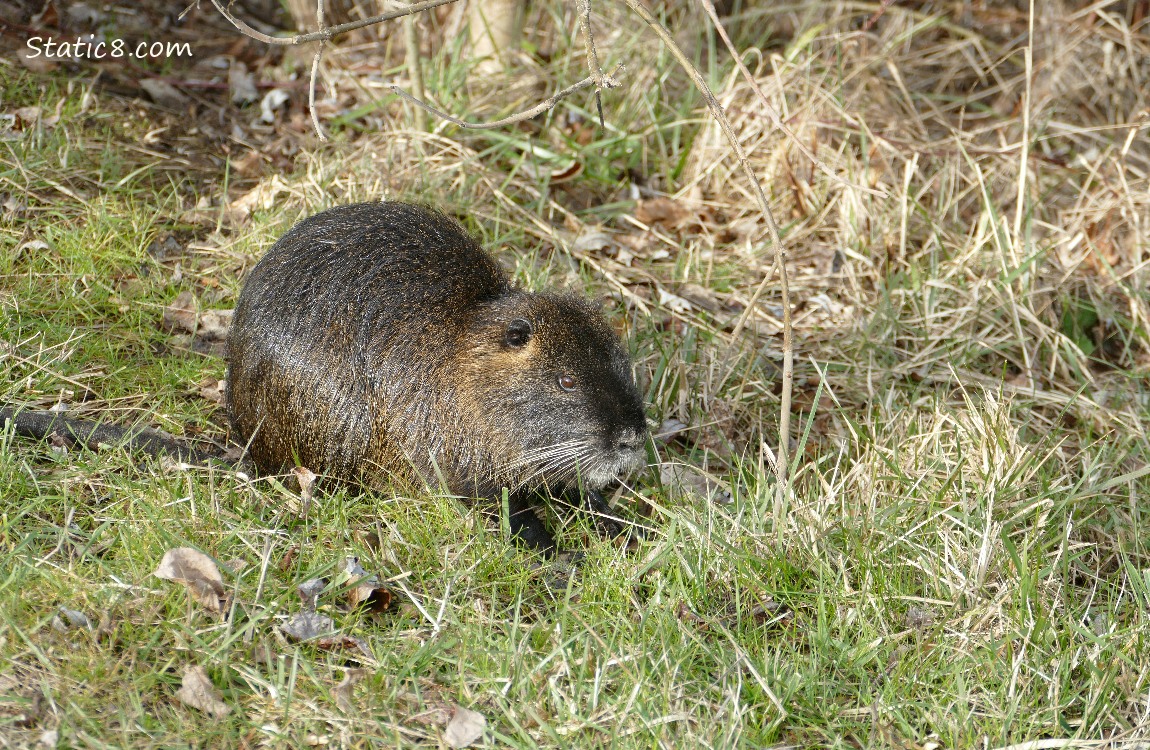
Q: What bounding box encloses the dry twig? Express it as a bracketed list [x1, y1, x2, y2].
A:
[388, 64, 625, 130]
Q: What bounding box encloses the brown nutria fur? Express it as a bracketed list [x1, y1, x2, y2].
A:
[225, 201, 649, 554]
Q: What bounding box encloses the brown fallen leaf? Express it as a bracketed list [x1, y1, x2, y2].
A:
[314, 634, 374, 661]
[199, 378, 226, 404]
[18, 47, 57, 74]
[175, 665, 231, 718]
[280, 610, 335, 642]
[280, 543, 301, 571]
[227, 175, 290, 223]
[332, 668, 368, 713]
[635, 196, 688, 229]
[153, 547, 230, 614]
[340, 557, 393, 614]
[228, 60, 258, 105]
[139, 79, 189, 109]
[14, 106, 41, 128]
[444, 705, 487, 749]
[654, 418, 689, 443]
[297, 577, 327, 610]
[292, 466, 317, 514]
[163, 291, 233, 342]
[659, 464, 733, 504]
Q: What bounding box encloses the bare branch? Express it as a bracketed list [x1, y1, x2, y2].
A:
[307, 0, 329, 141]
[210, 0, 464, 45]
[309, 44, 328, 140]
[577, 0, 618, 127]
[577, 0, 618, 89]
[389, 64, 625, 130]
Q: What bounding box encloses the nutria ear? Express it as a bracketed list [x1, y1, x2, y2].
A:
[504, 318, 533, 348]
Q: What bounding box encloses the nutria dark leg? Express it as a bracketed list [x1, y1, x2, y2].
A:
[506, 493, 557, 555]
[568, 487, 625, 538]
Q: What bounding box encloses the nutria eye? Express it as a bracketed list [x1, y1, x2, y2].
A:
[504, 318, 533, 348]
[558, 374, 576, 391]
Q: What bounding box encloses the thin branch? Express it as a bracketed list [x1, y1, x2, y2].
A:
[308, 47, 328, 140]
[577, 0, 619, 127]
[389, 64, 625, 130]
[309, 0, 328, 141]
[210, 0, 463, 45]
[624, 0, 794, 522]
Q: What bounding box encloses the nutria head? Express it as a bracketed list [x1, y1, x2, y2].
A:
[455, 291, 648, 493]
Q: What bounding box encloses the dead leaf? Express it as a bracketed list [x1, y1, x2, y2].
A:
[163, 291, 233, 341]
[280, 543, 301, 570]
[298, 577, 327, 610]
[14, 106, 41, 127]
[340, 557, 393, 614]
[198, 378, 226, 404]
[676, 283, 722, 313]
[227, 174, 289, 222]
[51, 606, 92, 632]
[444, 705, 487, 748]
[332, 668, 367, 713]
[659, 464, 733, 504]
[259, 89, 290, 123]
[280, 610, 335, 642]
[18, 239, 51, 254]
[314, 634, 374, 661]
[571, 230, 613, 254]
[139, 79, 190, 109]
[18, 48, 56, 74]
[635, 197, 688, 228]
[65, 2, 103, 25]
[153, 547, 230, 614]
[657, 287, 692, 313]
[292, 466, 316, 512]
[654, 418, 689, 443]
[175, 665, 231, 718]
[229, 60, 258, 105]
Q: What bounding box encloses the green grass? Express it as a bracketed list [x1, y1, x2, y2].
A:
[4, 1, 1150, 747]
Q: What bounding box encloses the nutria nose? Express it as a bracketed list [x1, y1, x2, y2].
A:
[616, 432, 645, 453]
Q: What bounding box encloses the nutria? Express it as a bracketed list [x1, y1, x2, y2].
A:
[225, 201, 649, 554]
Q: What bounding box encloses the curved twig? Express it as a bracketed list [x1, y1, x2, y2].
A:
[577, 0, 620, 127]
[389, 64, 625, 130]
[309, 0, 329, 140]
[209, 0, 464, 45]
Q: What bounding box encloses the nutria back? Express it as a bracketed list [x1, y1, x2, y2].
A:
[226, 202, 648, 550]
